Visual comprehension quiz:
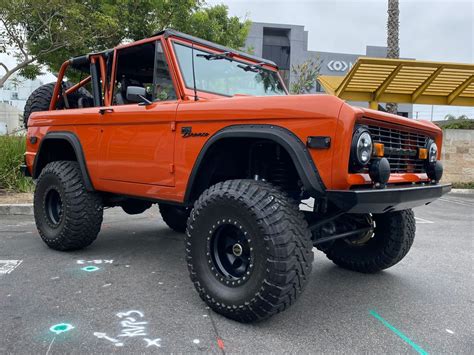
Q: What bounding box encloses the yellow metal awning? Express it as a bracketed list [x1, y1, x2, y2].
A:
[318, 57, 474, 107]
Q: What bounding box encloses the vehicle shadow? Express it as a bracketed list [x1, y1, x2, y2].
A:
[61, 212, 428, 341]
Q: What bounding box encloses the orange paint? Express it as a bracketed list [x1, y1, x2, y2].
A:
[26, 32, 444, 203]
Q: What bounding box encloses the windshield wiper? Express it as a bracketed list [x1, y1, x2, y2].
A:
[237, 62, 266, 73]
[196, 51, 233, 61]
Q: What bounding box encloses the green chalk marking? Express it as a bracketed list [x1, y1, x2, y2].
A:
[50, 323, 74, 334]
[369, 310, 429, 355]
[81, 266, 99, 272]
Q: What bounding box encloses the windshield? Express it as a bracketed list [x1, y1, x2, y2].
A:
[173, 42, 286, 97]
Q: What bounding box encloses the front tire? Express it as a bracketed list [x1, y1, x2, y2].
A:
[323, 210, 416, 273]
[34, 161, 103, 251]
[186, 180, 313, 322]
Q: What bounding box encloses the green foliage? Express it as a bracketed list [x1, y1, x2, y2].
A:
[444, 114, 470, 121]
[0, 0, 251, 80]
[183, 4, 251, 49]
[444, 114, 457, 121]
[18, 63, 42, 80]
[290, 57, 321, 94]
[441, 120, 474, 130]
[0, 136, 33, 192]
[451, 182, 474, 189]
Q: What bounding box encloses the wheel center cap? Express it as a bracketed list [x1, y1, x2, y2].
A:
[232, 243, 243, 257]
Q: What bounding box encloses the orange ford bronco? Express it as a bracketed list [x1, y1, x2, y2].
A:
[22, 29, 450, 322]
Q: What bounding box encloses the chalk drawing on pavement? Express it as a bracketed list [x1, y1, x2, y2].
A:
[0, 260, 22, 274]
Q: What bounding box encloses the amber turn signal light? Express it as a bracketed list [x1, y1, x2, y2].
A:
[418, 148, 428, 159]
[373, 143, 384, 157]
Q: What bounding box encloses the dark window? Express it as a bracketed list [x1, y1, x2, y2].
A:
[262, 27, 291, 86]
[113, 41, 176, 105]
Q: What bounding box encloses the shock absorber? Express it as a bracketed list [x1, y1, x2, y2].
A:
[268, 145, 294, 191]
[269, 159, 291, 189]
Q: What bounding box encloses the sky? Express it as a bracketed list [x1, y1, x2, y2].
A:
[1, 0, 473, 119]
[208, 0, 474, 119]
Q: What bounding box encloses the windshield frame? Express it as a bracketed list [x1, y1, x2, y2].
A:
[168, 38, 288, 98]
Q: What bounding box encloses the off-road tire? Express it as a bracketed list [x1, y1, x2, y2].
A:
[34, 161, 103, 251]
[323, 210, 416, 273]
[23, 82, 91, 128]
[159, 203, 190, 233]
[186, 179, 314, 322]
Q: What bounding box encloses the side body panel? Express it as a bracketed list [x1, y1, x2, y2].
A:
[96, 102, 177, 188]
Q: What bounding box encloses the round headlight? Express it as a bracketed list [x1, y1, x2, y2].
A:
[428, 141, 438, 163]
[351, 129, 373, 168]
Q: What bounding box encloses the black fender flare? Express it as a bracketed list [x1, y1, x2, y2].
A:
[184, 124, 326, 203]
[33, 131, 94, 191]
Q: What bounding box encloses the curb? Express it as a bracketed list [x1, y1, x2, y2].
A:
[0, 204, 33, 216]
[0, 189, 471, 215]
[450, 189, 474, 194]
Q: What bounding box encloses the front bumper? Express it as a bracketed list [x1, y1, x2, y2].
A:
[327, 183, 451, 213]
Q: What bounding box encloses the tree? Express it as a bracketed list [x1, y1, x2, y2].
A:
[0, 0, 250, 88]
[290, 57, 321, 95]
[386, 0, 399, 114]
[444, 114, 457, 121]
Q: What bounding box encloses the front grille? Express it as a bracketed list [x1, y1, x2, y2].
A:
[367, 125, 429, 173]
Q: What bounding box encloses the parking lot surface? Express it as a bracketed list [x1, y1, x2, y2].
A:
[1, 193, 473, 354]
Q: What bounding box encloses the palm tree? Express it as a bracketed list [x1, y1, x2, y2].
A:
[386, 0, 399, 114]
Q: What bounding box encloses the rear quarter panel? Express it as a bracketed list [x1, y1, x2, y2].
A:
[26, 108, 101, 184]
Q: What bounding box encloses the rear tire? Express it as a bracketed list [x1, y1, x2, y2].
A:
[159, 203, 190, 233]
[186, 179, 313, 322]
[34, 161, 103, 251]
[323, 210, 416, 273]
[23, 82, 91, 128]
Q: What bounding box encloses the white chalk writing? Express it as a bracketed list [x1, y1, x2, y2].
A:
[144, 338, 162, 348]
[93, 332, 124, 347]
[94, 310, 161, 348]
[0, 260, 22, 274]
[77, 259, 113, 264]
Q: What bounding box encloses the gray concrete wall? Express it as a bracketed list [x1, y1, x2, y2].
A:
[441, 129, 474, 183]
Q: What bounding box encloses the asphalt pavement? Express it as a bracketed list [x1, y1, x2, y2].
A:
[1, 193, 473, 354]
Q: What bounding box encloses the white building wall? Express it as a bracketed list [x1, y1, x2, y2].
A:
[0, 103, 22, 134]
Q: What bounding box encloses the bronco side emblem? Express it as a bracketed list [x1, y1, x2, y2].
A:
[181, 127, 209, 138]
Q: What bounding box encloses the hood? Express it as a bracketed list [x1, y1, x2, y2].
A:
[178, 94, 346, 122]
[353, 106, 442, 135]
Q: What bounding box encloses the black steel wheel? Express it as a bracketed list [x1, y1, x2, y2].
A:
[44, 188, 63, 226]
[186, 179, 313, 322]
[209, 220, 253, 286]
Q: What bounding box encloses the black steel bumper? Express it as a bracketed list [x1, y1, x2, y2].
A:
[327, 183, 451, 213]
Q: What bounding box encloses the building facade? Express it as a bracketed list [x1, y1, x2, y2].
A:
[0, 71, 53, 133]
[245, 22, 413, 117]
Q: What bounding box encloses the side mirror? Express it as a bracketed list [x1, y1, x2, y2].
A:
[126, 86, 151, 105]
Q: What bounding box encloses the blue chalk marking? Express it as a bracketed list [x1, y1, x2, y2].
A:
[369, 310, 428, 355]
[81, 266, 99, 272]
[50, 323, 74, 334]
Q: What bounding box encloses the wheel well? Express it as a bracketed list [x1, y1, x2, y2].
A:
[33, 139, 78, 178]
[187, 138, 303, 203]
